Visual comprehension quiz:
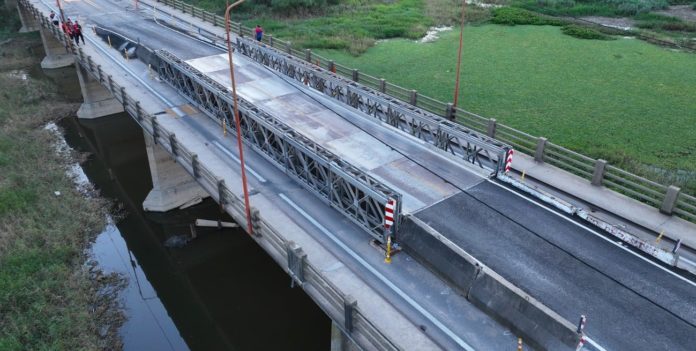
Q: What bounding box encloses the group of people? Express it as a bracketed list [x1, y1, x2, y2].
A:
[49, 11, 85, 46]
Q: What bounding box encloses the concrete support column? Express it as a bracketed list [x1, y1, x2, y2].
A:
[330, 321, 359, 351]
[16, 2, 39, 32]
[40, 27, 74, 69]
[75, 64, 124, 118]
[143, 133, 208, 212]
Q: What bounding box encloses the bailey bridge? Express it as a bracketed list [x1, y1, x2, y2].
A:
[9, 0, 696, 349]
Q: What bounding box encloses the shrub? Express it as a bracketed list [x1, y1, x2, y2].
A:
[490, 7, 562, 25]
[693, 1, 696, 9]
[605, 0, 669, 15]
[561, 24, 615, 39]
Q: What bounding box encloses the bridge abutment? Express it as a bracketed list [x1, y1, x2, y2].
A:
[39, 27, 74, 69]
[75, 63, 124, 118]
[142, 133, 208, 212]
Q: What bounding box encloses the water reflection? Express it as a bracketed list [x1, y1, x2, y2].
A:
[60, 112, 330, 350]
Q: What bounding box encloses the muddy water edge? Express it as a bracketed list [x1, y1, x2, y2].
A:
[1, 32, 331, 350]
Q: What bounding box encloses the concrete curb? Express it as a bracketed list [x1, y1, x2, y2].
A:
[401, 216, 581, 350]
[496, 174, 696, 275]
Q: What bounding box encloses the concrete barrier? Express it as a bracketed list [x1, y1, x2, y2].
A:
[398, 216, 481, 296]
[401, 216, 581, 350]
[468, 267, 581, 350]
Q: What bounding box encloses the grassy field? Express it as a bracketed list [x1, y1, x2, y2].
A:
[316, 25, 696, 182]
[0, 33, 123, 350]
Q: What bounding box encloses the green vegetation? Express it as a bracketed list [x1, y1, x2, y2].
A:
[635, 13, 696, 32]
[561, 24, 615, 39]
[512, 0, 669, 17]
[0, 32, 122, 349]
[315, 25, 696, 190]
[491, 7, 563, 25]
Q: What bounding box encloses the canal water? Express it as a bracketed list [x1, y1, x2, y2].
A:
[47, 66, 331, 350]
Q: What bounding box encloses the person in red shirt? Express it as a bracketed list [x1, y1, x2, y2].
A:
[73, 21, 85, 46]
[255, 24, 263, 42]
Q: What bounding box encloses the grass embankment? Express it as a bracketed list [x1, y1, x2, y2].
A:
[0, 33, 123, 349]
[316, 25, 696, 189]
[187, 0, 490, 54]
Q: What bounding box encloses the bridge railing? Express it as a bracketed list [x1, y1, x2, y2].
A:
[153, 48, 403, 243]
[152, 0, 695, 223]
[21, 2, 401, 346]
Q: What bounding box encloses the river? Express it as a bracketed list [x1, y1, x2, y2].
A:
[44, 65, 330, 350]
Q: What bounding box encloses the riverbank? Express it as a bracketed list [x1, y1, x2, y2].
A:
[0, 32, 124, 350]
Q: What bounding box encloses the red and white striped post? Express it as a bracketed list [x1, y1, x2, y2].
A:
[576, 315, 587, 350]
[384, 198, 396, 264]
[505, 149, 514, 174]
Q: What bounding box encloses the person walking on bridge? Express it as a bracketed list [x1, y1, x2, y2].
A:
[61, 19, 73, 42]
[73, 20, 85, 46]
[49, 11, 59, 26]
[255, 24, 263, 42]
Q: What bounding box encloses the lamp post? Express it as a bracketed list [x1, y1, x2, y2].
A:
[225, 0, 254, 235]
[452, 0, 466, 108]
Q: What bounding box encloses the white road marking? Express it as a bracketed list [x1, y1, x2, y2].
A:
[212, 140, 266, 183]
[279, 193, 476, 351]
[585, 336, 608, 351]
[487, 179, 696, 289]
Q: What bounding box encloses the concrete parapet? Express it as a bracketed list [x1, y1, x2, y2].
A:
[75, 63, 124, 118]
[401, 216, 581, 350]
[142, 133, 208, 212]
[39, 27, 73, 69]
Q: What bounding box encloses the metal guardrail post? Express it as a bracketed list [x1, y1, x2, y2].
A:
[534, 137, 547, 162]
[107, 74, 114, 92]
[191, 153, 200, 178]
[445, 103, 455, 121]
[305, 49, 312, 62]
[409, 90, 418, 106]
[135, 101, 142, 121]
[151, 117, 159, 143]
[591, 159, 607, 186]
[487, 118, 497, 138]
[169, 134, 178, 157]
[286, 42, 292, 54]
[237, 23, 243, 36]
[268, 34, 273, 47]
[352, 69, 359, 82]
[328, 60, 335, 73]
[379, 78, 386, 93]
[344, 295, 357, 333]
[287, 241, 306, 284]
[217, 179, 226, 206]
[660, 185, 681, 215]
[120, 87, 127, 107]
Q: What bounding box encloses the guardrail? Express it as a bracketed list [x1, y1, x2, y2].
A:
[20, 2, 400, 348]
[152, 0, 695, 223]
[153, 49, 403, 242]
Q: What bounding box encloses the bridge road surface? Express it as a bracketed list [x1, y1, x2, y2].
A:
[49, 0, 696, 349]
[42, 0, 527, 349]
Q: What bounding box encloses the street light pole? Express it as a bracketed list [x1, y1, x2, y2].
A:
[452, 0, 466, 108]
[225, 0, 254, 235]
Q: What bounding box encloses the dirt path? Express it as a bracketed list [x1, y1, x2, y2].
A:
[656, 5, 696, 23]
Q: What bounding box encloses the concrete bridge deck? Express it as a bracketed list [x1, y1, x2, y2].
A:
[18, 0, 696, 349]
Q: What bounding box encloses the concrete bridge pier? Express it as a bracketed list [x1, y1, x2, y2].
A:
[75, 64, 124, 118]
[142, 133, 209, 212]
[14, 0, 39, 32]
[39, 27, 74, 69]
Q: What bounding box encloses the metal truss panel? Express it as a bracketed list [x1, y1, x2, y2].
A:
[154, 50, 402, 242]
[235, 37, 512, 174]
